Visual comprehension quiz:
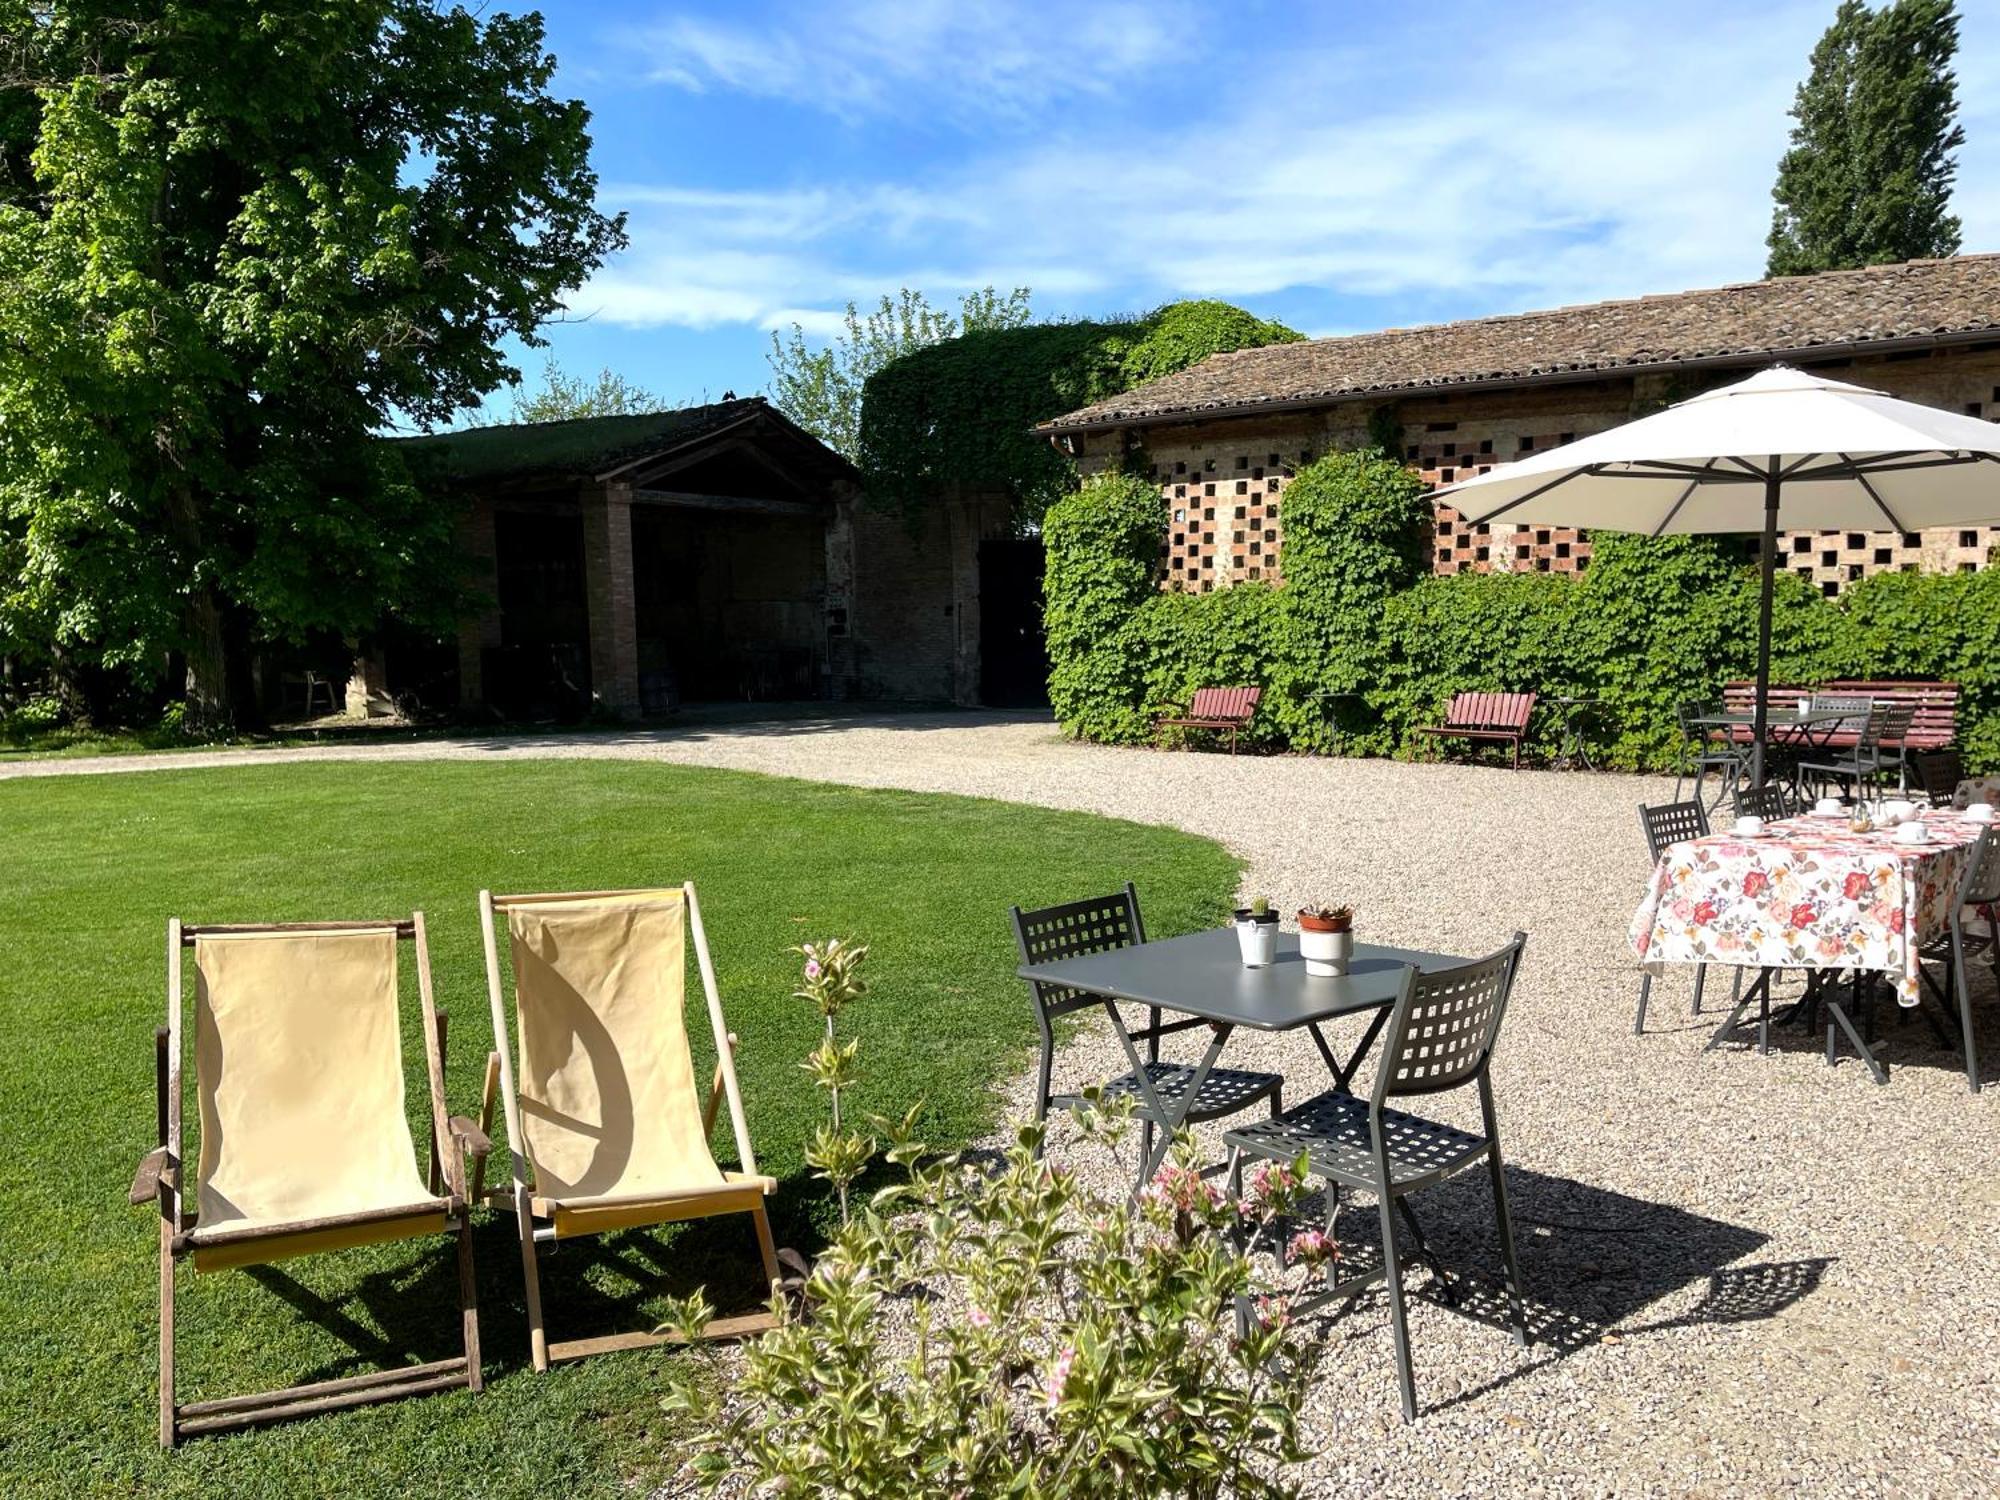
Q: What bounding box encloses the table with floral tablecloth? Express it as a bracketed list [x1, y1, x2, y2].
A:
[1629, 811, 1988, 1005]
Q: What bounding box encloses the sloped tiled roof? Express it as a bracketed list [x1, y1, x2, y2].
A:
[396, 396, 857, 486]
[1042, 255, 2000, 432]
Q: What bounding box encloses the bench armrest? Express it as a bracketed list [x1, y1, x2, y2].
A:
[130, 1146, 175, 1206]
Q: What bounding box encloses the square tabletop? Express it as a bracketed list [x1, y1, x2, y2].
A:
[1686, 708, 1849, 729]
[1017, 927, 1472, 1032]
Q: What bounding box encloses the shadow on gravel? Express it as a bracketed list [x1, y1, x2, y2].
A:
[1284, 1163, 1829, 1415]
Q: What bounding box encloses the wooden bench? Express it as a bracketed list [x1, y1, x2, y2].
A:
[1719, 679, 1958, 752]
[1157, 686, 1262, 754]
[1413, 691, 1538, 770]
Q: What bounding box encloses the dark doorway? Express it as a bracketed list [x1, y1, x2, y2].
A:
[489, 508, 590, 719]
[979, 537, 1049, 707]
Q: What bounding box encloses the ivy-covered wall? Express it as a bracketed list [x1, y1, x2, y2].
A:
[1044, 455, 2000, 771]
[856, 300, 1301, 524]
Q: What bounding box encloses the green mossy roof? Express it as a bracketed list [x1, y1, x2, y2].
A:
[395, 397, 772, 485]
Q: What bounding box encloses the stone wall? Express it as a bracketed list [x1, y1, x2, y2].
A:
[842, 489, 1012, 704]
[1078, 344, 2000, 597]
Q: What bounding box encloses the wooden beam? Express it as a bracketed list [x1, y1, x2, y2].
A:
[631, 488, 822, 518]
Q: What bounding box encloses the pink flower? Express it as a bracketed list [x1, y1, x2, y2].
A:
[804, 957, 823, 981]
[1287, 1228, 1339, 1266]
[967, 1306, 991, 1329]
[1253, 1294, 1289, 1331]
[1044, 1346, 1076, 1410]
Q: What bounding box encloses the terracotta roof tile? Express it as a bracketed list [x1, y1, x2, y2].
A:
[1042, 255, 2000, 432]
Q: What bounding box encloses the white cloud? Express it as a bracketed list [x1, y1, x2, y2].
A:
[578, 0, 2000, 340]
[631, 0, 1195, 125]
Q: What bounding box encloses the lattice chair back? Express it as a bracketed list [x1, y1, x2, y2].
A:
[1732, 783, 1790, 823]
[1912, 749, 1965, 807]
[1639, 799, 1710, 862]
[1010, 885, 1146, 1026]
[1810, 692, 1873, 736]
[1957, 828, 2000, 912]
[1371, 933, 1527, 1104]
[1862, 700, 1912, 752]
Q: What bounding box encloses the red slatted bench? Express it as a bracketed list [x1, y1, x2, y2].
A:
[1157, 685, 1262, 754]
[1719, 679, 1958, 752]
[1413, 691, 1538, 770]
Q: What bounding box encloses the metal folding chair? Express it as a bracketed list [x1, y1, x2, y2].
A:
[1912, 749, 1967, 809]
[1673, 699, 1741, 814]
[1010, 885, 1282, 1181]
[1635, 800, 1712, 1033]
[1916, 828, 2000, 1093]
[1221, 934, 1530, 1422]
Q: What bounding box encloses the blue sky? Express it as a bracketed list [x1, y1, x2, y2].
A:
[486, 0, 2000, 420]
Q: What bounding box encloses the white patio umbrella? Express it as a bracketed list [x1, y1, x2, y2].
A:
[1434, 366, 2000, 783]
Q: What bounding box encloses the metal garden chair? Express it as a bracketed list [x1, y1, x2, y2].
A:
[1917, 828, 2000, 1093]
[1673, 698, 1741, 814]
[1221, 934, 1529, 1423]
[1799, 697, 1904, 800]
[1912, 748, 1967, 808]
[1635, 799, 1712, 1033]
[1010, 885, 1282, 1179]
[1732, 782, 1794, 823]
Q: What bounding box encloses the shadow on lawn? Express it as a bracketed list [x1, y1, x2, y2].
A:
[1280, 1162, 1830, 1414]
[242, 1176, 832, 1385]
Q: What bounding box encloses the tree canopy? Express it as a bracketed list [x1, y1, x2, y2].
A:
[0, 1, 624, 725]
[856, 299, 1302, 525]
[1767, 0, 1963, 276]
[500, 358, 667, 424]
[767, 286, 1033, 459]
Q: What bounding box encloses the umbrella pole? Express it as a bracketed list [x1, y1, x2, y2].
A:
[1750, 460, 1780, 788]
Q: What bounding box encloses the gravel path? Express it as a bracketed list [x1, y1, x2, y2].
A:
[17, 708, 2000, 1495]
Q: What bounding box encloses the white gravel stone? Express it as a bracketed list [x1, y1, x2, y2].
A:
[18, 707, 2000, 1495]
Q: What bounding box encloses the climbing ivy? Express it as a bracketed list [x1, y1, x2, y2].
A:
[856, 301, 1300, 524]
[1043, 452, 2000, 771]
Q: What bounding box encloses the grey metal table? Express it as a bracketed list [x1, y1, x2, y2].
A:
[1687, 707, 1848, 797]
[1017, 928, 1472, 1186]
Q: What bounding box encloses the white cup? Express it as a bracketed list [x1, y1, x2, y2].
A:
[1733, 815, 1764, 837]
[1894, 820, 1929, 844]
[1968, 803, 1996, 824]
[1795, 696, 1812, 715]
[1813, 797, 1843, 816]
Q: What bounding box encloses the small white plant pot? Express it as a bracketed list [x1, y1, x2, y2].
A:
[1300, 927, 1352, 977]
[1235, 918, 1278, 968]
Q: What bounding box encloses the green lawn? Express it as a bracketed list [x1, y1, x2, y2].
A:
[0, 760, 1239, 1498]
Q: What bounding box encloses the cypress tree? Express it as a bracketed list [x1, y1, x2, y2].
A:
[1767, 0, 1963, 277]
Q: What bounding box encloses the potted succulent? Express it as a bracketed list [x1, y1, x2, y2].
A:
[1232, 896, 1279, 968]
[1297, 904, 1353, 977]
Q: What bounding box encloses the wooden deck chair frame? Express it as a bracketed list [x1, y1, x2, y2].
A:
[129, 915, 489, 1447]
[476, 884, 781, 1371]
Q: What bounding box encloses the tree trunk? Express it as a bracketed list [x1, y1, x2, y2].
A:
[182, 581, 232, 732]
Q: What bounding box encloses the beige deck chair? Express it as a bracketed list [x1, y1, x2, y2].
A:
[128, 916, 489, 1446]
[477, 885, 781, 1370]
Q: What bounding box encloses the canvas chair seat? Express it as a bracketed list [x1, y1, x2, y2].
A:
[188, 929, 451, 1270]
[482, 885, 783, 1368]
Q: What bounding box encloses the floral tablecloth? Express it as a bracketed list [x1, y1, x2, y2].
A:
[1629, 812, 1987, 1005]
[1955, 777, 2000, 809]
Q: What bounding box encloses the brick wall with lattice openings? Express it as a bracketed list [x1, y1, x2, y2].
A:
[1419, 430, 1593, 576]
[1152, 450, 1306, 592]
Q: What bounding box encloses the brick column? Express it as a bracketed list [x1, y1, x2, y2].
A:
[344, 644, 390, 718]
[580, 479, 641, 716]
[823, 487, 858, 697]
[456, 494, 503, 708]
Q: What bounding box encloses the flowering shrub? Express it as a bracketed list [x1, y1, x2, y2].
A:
[662, 1100, 1331, 1498]
[793, 938, 871, 1223]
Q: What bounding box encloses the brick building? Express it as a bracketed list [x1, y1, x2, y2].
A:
[377, 398, 1006, 718]
[1039, 256, 2000, 596]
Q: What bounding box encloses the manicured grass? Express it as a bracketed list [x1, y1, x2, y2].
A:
[0, 760, 1239, 1498]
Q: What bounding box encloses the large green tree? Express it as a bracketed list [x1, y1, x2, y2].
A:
[0, 2, 625, 725]
[1767, 0, 1963, 277]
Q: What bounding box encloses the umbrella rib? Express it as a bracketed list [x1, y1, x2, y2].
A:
[1459, 464, 1598, 526]
[1840, 454, 1909, 534]
[1648, 468, 1711, 538]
